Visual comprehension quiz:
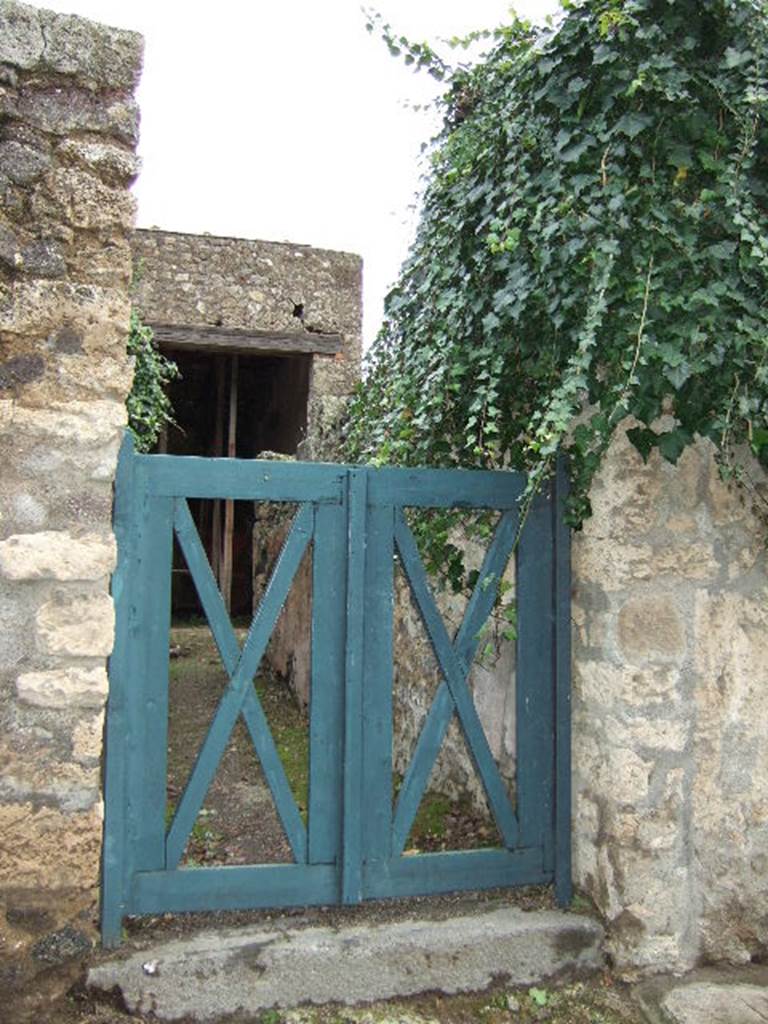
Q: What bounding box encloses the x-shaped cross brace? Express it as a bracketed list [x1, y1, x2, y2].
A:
[165, 499, 312, 869]
[391, 509, 520, 855]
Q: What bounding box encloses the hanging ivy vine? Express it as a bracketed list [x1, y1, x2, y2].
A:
[347, 0, 768, 532]
[126, 309, 179, 452]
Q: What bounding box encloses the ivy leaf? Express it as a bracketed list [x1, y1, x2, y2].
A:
[707, 241, 738, 260]
[657, 428, 692, 464]
[664, 361, 692, 389]
[615, 112, 653, 139]
[724, 46, 752, 68]
[626, 426, 658, 462]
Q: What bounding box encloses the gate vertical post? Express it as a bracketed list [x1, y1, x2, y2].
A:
[102, 433, 137, 947]
[308, 500, 347, 869]
[515, 486, 556, 869]
[126, 460, 174, 879]
[553, 455, 573, 906]
[362, 500, 394, 870]
[342, 469, 367, 903]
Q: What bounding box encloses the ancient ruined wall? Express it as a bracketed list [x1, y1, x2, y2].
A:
[130, 228, 363, 452]
[572, 426, 768, 972]
[0, 0, 140, 996]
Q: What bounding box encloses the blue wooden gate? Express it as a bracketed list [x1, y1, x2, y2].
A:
[101, 436, 571, 946]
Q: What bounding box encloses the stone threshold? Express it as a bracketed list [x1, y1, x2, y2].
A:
[87, 906, 604, 1021]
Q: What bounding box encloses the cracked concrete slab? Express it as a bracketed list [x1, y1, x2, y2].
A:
[87, 908, 604, 1021]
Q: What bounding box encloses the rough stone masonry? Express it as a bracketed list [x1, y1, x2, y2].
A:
[0, 0, 142, 996]
[571, 425, 768, 972]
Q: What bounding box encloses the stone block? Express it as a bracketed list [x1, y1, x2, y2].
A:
[0, 802, 101, 889]
[0, 575, 37, 669]
[19, 239, 67, 279]
[0, 530, 115, 580]
[575, 660, 681, 710]
[10, 492, 47, 529]
[617, 594, 686, 661]
[0, 750, 100, 812]
[15, 89, 140, 147]
[0, 0, 44, 69]
[37, 6, 143, 91]
[573, 538, 653, 591]
[0, 139, 50, 185]
[650, 541, 719, 581]
[576, 734, 652, 806]
[71, 712, 104, 762]
[57, 139, 138, 187]
[16, 665, 108, 708]
[38, 167, 136, 232]
[12, 399, 125, 445]
[36, 590, 114, 657]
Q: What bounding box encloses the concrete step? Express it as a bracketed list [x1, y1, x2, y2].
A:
[88, 906, 604, 1021]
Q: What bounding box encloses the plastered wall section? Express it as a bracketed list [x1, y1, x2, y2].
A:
[572, 424, 768, 972]
[130, 228, 363, 453]
[0, 0, 140, 960]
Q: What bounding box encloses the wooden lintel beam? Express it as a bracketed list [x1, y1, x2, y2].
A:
[150, 323, 342, 357]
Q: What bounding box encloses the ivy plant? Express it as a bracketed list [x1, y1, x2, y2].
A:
[348, 0, 768, 531]
[126, 309, 179, 452]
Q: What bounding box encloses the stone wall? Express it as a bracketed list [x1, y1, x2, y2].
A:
[0, 0, 140, 1003]
[130, 228, 363, 454]
[572, 426, 768, 973]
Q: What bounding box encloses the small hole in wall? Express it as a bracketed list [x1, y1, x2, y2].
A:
[292, 303, 305, 321]
[215, 318, 223, 327]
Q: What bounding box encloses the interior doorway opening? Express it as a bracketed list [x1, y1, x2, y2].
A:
[158, 347, 311, 618]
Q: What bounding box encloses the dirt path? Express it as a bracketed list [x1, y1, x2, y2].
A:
[166, 625, 307, 866]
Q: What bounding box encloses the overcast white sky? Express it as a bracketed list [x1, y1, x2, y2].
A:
[37, 1, 560, 345]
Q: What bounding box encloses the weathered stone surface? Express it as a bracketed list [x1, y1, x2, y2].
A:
[58, 139, 139, 186]
[0, 1, 43, 69]
[14, 89, 140, 146]
[691, 590, 768, 964]
[0, 0, 142, 88]
[31, 924, 91, 964]
[35, 591, 114, 657]
[37, 6, 143, 90]
[0, 139, 49, 184]
[576, 660, 681, 710]
[12, 400, 126, 444]
[617, 594, 686, 660]
[40, 167, 136, 231]
[573, 423, 768, 972]
[663, 982, 768, 1023]
[16, 665, 108, 708]
[0, 353, 45, 390]
[0, 803, 101, 889]
[19, 238, 66, 278]
[0, 532, 115, 581]
[0, 223, 23, 270]
[88, 909, 605, 1019]
[71, 712, 104, 761]
[0, 530, 115, 581]
[0, 742, 100, 812]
